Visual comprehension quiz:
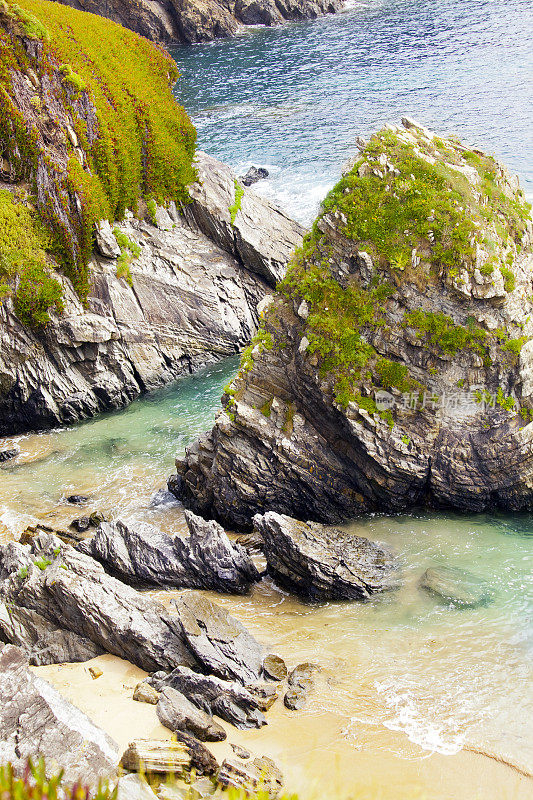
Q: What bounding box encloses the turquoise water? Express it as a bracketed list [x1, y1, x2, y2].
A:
[171, 0, 533, 223]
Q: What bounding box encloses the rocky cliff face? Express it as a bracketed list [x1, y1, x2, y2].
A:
[0, 150, 304, 434]
[173, 119, 533, 529]
[0, 1, 304, 434]
[56, 0, 343, 44]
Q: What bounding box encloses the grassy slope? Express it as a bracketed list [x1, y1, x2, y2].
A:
[0, 0, 196, 324]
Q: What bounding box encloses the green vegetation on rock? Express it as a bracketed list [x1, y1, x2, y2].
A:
[113, 228, 140, 287]
[229, 179, 244, 225]
[0, 0, 196, 323]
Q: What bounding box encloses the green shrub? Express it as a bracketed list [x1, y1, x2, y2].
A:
[146, 199, 157, 226]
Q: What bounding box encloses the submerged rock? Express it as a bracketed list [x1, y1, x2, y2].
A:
[0, 445, 19, 462]
[79, 512, 260, 593]
[156, 687, 226, 742]
[173, 121, 533, 527]
[420, 566, 494, 607]
[253, 512, 399, 600]
[0, 645, 119, 783]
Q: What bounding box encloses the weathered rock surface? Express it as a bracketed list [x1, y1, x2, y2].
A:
[254, 512, 399, 600]
[0, 602, 104, 665]
[0, 445, 19, 462]
[172, 121, 533, 527]
[56, 0, 342, 44]
[217, 755, 283, 797]
[157, 686, 226, 742]
[0, 644, 119, 782]
[0, 534, 198, 672]
[133, 681, 160, 705]
[79, 512, 260, 593]
[284, 662, 318, 709]
[420, 566, 494, 607]
[168, 731, 219, 776]
[173, 591, 263, 683]
[116, 774, 159, 800]
[149, 666, 266, 729]
[120, 740, 191, 775]
[262, 653, 287, 681]
[184, 152, 305, 287]
[1, 152, 302, 436]
[242, 166, 269, 187]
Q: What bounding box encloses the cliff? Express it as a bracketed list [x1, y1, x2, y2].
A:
[0, 1, 304, 433]
[172, 119, 533, 528]
[55, 0, 343, 45]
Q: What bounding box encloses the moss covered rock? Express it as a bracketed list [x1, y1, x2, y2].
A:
[172, 119, 533, 528]
[0, 0, 196, 322]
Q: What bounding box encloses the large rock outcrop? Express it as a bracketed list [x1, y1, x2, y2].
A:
[78, 511, 260, 593]
[0, 3, 304, 436]
[253, 512, 399, 600]
[56, 0, 343, 44]
[172, 119, 533, 527]
[0, 645, 120, 783]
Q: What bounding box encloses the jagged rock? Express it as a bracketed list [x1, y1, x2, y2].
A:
[283, 687, 308, 710]
[156, 687, 226, 742]
[0, 535, 198, 673]
[246, 682, 279, 711]
[262, 654, 287, 681]
[420, 566, 494, 607]
[173, 591, 263, 683]
[242, 167, 269, 187]
[184, 152, 305, 287]
[217, 755, 283, 797]
[149, 666, 266, 729]
[89, 665, 103, 679]
[0, 602, 104, 665]
[53, 0, 342, 45]
[0, 445, 19, 462]
[133, 681, 160, 705]
[0, 645, 119, 782]
[173, 124, 533, 527]
[284, 662, 319, 709]
[120, 740, 191, 775]
[79, 512, 260, 593]
[116, 773, 159, 800]
[70, 517, 92, 533]
[170, 731, 219, 776]
[253, 513, 399, 600]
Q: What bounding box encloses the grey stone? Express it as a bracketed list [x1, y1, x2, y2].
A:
[245, 682, 279, 711]
[242, 166, 269, 187]
[95, 220, 121, 259]
[420, 566, 494, 608]
[173, 590, 263, 683]
[169, 730, 219, 776]
[156, 687, 226, 742]
[217, 755, 283, 797]
[254, 513, 399, 601]
[0, 445, 19, 462]
[0, 645, 119, 783]
[133, 681, 160, 705]
[149, 666, 266, 729]
[79, 512, 260, 593]
[283, 687, 308, 710]
[231, 744, 251, 760]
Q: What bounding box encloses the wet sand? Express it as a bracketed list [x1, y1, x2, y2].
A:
[34, 654, 532, 800]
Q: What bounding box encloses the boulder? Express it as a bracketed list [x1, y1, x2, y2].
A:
[245, 682, 279, 712]
[242, 167, 269, 187]
[116, 774, 159, 800]
[156, 687, 226, 742]
[120, 740, 191, 775]
[283, 662, 319, 709]
[0, 645, 119, 783]
[169, 731, 219, 776]
[420, 566, 494, 607]
[79, 512, 260, 593]
[216, 755, 283, 797]
[173, 591, 263, 683]
[262, 654, 287, 681]
[149, 666, 266, 729]
[133, 681, 160, 705]
[95, 220, 121, 259]
[253, 512, 399, 601]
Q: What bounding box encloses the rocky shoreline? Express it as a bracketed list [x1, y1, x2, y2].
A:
[55, 0, 344, 45]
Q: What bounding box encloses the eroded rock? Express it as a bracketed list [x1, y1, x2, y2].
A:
[254, 512, 399, 601]
[420, 566, 494, 607]
[120, 740, 191, 775]
[157, 687, 226, 742]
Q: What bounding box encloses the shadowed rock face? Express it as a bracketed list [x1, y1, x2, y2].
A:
[0, 645, 119, 783]
[55, 0, 343, 44]
[172, 121, 533, 528]
[1, 151, 303, 436]
[254, 512, 399, 600]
